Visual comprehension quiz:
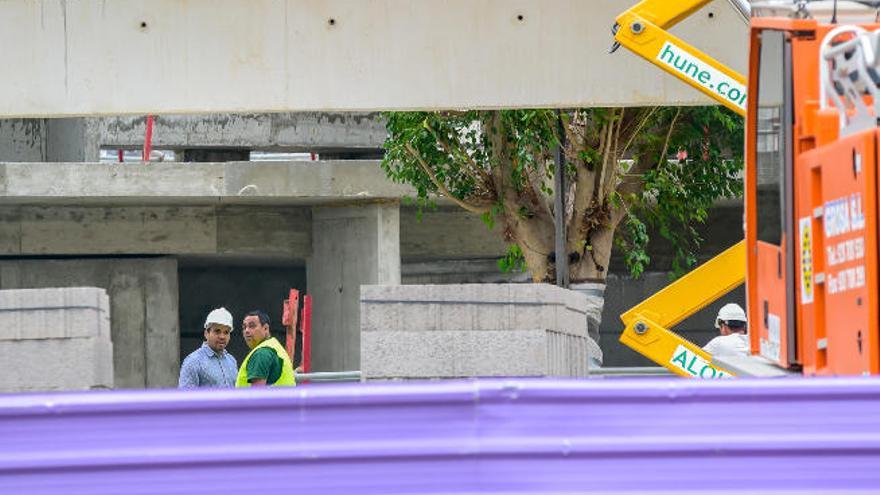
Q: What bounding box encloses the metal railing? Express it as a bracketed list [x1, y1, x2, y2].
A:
[296, 369, 675, 382]
[589, 367, 674, 377]
[297, 371, 362, 383]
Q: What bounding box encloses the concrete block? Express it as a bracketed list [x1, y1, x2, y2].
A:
[468, 303, 508, 331]
[362, 331, 453, 378]
[0, 287, 113, 393]
[0, 287, 110, 342]
[454, 330, 546, 377]
[556, 305, 587, 338]
[408, 302, 441, 331]
[511, 302, 556, 333]
[0, 336, 113, 392]
[361, 283, 596, 379]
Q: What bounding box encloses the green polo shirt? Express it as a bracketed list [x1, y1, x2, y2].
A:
[245, 347, 283, 385]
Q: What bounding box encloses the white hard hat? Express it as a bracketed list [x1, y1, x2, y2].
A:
[715, 303, 747, 328]
[204, 307, 233, 329]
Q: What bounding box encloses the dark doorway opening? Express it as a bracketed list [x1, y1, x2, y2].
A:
[178, 261, 307, 370]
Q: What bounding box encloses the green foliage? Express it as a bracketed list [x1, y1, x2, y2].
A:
[498, 244, 527, 273]
[625, 106, 744, 277]
[382, 106, 743, 279]
[616, 216, 651, 279]
[382, 110, 558, 227]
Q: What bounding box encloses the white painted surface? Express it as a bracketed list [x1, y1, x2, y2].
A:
[1, 0, 747, 117]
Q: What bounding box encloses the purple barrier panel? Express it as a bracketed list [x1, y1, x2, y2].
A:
[1, 378, 880, 494]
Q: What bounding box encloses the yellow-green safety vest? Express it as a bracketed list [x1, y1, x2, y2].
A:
[236, 336, 296, 387]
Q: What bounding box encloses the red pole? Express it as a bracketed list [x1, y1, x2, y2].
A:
[117, 149, 124, 162]
[143, 115, 154, 162]
[302, 295, 312, 373]
[281, 289, 300, 360]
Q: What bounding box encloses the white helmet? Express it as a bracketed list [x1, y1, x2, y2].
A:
[715, 303, 746, 328]
[204, 307, 233, 329]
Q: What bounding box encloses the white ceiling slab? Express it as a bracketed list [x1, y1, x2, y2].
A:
[1, 0, 747, 117]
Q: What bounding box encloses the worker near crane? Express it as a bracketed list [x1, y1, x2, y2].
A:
[178, 307, 238, 388]
[236, 310, 296, 387]
[703, 303, 749, 357]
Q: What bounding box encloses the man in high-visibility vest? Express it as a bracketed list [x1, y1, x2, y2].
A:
[236, 310, 296, 387]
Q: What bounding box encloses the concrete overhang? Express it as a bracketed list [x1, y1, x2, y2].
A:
[2, 0, 747, 117]
[0, 160, 743, 208]
[0, 161, 414, 206]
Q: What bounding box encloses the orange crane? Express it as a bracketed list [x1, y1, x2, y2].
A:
[615, 0, 880, 376]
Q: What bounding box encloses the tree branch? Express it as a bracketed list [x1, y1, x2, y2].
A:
[424, 123, 494, 188]
[659, 107, 682, 168]
[597, 110, 617, 203]
[404, 142, 491, 215]
[619, 107, 658, 158]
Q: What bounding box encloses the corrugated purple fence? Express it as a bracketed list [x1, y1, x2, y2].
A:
[2, 378, 880, 494]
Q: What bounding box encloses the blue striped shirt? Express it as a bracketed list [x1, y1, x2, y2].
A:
[178, 343, 238, 388]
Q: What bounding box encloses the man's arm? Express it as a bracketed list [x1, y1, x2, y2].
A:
[178, 358, 200, 388]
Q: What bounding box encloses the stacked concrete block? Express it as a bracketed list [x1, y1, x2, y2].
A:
[0, 287, 112, 393]
[361, 284, 600, 379]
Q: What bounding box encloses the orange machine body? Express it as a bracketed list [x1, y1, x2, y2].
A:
[746, 18, 880, 375]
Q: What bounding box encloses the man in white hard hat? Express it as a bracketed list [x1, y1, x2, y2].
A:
[178, 307, 238, 388]
[703, 303, 750, 357]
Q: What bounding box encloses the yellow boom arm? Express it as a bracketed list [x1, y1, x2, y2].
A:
[613, 0, 747, 116]
[619, 241, 746, 378]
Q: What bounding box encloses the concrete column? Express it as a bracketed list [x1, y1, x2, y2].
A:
[46, 118, 101, 161]
[0, 118, 101, 162]
[0, 119, 46, 161]
[307, 203, 400, 372]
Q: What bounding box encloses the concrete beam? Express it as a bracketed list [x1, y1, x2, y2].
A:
[96, 113, 387, 151]
[0, 204, 507, 260]
[0, 206, 311, 258]
[2, 0, 746, 117]
[0, 160, 412, 204]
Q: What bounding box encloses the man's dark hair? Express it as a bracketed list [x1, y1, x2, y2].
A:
[246, 310, 270, 327]
[726, 320, 747, 332]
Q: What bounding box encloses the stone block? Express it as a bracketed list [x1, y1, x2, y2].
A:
[454, 330, 546, 377]
[0, 337, 113, 392]
[0, 287, 110, 342]
[361, 283, 598, 379]
[362, 331, 453, 378]
[0, 287, 113, 392]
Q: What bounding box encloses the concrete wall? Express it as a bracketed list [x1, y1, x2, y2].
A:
[0, 287, 113, 393]
[0, 258, 179, 389]
[0, 161, 412, 203]
[0, 120, 45, 161]
[361, 284, 600, 379]
[0, 118, 100, 162]
[1, 0, 747, 117]
[0, 206, 311, 259]
[2, 113, 384, 162]
[308, 204, 400, 372]
[97, 113, 386, 154]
